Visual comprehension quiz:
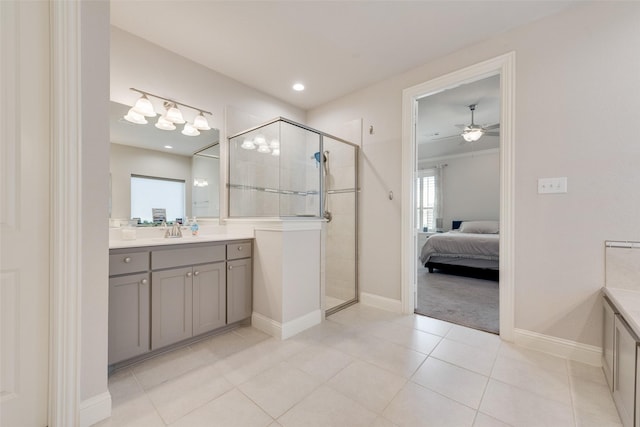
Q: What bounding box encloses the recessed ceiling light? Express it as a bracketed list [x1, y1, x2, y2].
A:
[292, 83, 305, 91]
[164, 145, 173, 149]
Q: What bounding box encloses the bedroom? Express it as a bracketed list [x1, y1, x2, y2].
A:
[415, 75, 501, 333]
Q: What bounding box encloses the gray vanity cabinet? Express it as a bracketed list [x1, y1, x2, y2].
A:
[613, 315, 638, 427]
[227, 242, 252, 324]
[603, 297, 617, 391]
[108, 272, 150, 364]
[151, 266, 194, 349]
[109, 240, 252, 367]
[192, 262, 226, 335]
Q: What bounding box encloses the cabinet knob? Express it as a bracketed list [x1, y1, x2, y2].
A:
[193, 271, 199, 276]
[186, 272, 192, 278]
[237, 246, 243, 251]
[229, 265, 233, 270]
[124, 257, 131, 263]
[141, 279, 148, 285]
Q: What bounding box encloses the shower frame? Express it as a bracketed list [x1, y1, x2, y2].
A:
[226, 117, 360, 315]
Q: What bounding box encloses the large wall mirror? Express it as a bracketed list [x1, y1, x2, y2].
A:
[109, 101, 220, 225]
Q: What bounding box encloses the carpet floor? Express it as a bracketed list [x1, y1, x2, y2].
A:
[415, 266, 499, 334]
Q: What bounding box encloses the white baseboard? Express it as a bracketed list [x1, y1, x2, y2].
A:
[252, 312, 282, 338]
[514, 328, 602, 366]
[252, 310, 322, 340]
[282, 310, 322, 339]
[79, 391, 111, 427]
[359, 292, 402, 313]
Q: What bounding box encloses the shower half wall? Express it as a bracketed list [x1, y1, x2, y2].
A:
[227, 118, 359, 315]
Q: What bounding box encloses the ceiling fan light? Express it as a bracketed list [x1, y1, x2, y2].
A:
[132, 94, 157, 117]
[123, 108, 148, 124]
[241, 139, 256, 150]
[155, 115, 176, 131]
[193, 112, 211, 130]
[165, 104, 186, 124]
[462, 127, 483, 142]
[181, 122, 200, 137]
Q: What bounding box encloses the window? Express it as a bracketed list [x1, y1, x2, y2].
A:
[416, 172, 435, 232]
[131, 175, 185, 223]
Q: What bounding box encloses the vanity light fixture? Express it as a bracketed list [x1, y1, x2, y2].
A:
[193, 178, 209, 187]
[132, 94, 157, 117]
[155, 116, 176, 131]
[254, 134, 267, 146]
[165, 102, 186, 124]
[193, 112, 211, 130]
[241, 139, 256, 150]
[124, 88, 213, 135]
[257, 144, 271, 154]
[124, 108, 148, 124]
[181, 122, 200, 137]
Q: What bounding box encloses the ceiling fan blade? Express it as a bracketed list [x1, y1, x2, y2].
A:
[426, 134, 461, 142]
[483, 123, 500, 130]
[484, 131, 500, 136]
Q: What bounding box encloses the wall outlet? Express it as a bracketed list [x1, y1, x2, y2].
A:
[538, 177, 568, 194]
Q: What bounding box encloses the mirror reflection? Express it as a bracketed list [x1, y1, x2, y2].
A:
[109, 101, 220, 225]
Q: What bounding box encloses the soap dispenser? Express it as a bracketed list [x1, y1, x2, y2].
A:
[190, 217, 199, 236]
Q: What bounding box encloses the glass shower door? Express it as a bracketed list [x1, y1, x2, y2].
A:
[323, 137, 358, 314]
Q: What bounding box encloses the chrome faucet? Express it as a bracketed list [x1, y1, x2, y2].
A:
[164, 221, 183, 238]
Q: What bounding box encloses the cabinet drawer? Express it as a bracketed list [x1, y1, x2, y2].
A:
[109, 251, 149, 276]
[152, 244, 225, 270]
[227, 242, 252, 260]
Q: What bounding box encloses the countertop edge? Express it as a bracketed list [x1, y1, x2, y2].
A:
[603, 287, 640, 338]
[109, 233, 255, 249]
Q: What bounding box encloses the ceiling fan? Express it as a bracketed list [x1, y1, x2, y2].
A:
[457, 104, 499, 142]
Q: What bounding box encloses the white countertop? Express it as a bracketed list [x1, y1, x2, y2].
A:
[109, 231, 254, 249]
[603, 287, 640, 338]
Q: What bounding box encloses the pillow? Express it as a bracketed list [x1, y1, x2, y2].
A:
[459, 220, 499, 234]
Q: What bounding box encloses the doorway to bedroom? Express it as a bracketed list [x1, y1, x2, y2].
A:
[401, 53, 515, 340]
[414, 75, 501, 334]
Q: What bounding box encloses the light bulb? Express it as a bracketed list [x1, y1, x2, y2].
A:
[132, 94, 157, 117]
[181, 122, 200, 137]
[193, 112, 211, 130]
[461, 127, 483, 142]
[123, 108, 147, 124]
[271, 148, 280, 156]
[269, 139, 280, 149]
[254, 134, 267, 146]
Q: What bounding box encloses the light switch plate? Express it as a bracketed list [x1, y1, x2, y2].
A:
[538, 177, 568, 194]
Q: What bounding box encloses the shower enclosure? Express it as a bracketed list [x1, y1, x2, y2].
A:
[227, 118, 358, 314]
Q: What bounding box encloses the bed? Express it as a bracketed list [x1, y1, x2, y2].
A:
[419, 220, 499, 280]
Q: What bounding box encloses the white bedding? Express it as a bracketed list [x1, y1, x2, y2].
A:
[419, 231, 499, 265]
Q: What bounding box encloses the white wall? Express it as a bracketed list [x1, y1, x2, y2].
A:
[308, 2, 640, 347]
[110, 143, 192, 222]
[421, 150, 500, 231]
[81, 0, 110, 405]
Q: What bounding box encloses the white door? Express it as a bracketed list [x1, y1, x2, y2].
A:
[1, 1, 50, 425]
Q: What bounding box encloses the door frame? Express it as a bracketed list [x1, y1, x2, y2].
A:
[400, 52, 516, 341]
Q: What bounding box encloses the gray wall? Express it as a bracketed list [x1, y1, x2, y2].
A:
[308, 2, 640, 347]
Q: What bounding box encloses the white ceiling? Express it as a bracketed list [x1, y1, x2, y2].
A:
[417, 74, 500, 160]
[110, 0, 583, 111]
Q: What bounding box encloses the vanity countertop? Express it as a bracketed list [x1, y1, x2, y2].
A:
[109, 231, 254, 249]
[603, 287, 640, 338]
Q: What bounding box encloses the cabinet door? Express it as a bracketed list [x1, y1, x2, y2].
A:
[151, 267, 193, 349]
[193, 262, 226, 335]
[227, 258, 252, 324]
[109, 273, 150, 364]
[603, 297, 617, 391]
[613, 315, 638, 427]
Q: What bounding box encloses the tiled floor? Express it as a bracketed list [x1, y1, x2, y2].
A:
[95, 304, 622, 427]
